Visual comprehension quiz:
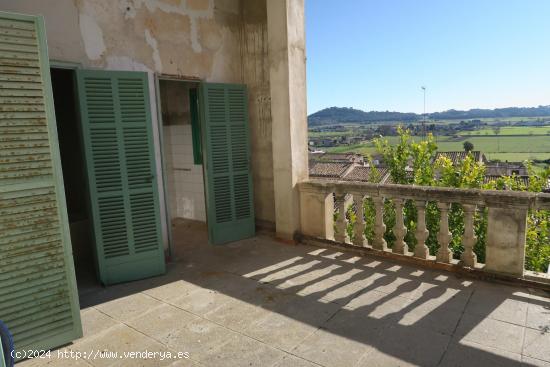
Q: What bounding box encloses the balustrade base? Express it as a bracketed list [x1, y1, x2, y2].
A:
[299, 234, 550, 291]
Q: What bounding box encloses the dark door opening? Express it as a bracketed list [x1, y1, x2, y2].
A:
[158, 79, 208, 254]
[50, 67, 98, 295]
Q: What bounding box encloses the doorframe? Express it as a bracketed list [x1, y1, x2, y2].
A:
[34, 17, 84, 344]
[50, 60, 82, 70]
[154, 74, 205, 258]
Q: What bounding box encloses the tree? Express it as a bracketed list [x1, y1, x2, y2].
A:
[463, 141, 474, 152]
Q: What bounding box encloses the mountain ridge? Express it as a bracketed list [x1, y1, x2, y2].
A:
[308, 105, 550, 126]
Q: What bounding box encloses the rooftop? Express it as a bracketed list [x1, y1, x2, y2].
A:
[435, 151, 487, 165]
[21, 220, 550, 367]
[309, 161, 353, 179]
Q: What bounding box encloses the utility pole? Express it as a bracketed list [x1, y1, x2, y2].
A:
[421, 86, 427, 139]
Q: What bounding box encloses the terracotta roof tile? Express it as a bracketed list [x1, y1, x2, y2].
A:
[309, 162, 351, 178]
[343, 166, 388, 183]
[435, 151, 486, 165]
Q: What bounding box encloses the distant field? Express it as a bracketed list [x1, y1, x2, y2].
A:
[485, 152, 550, 161]
[326, 135, 550, 161]
[434, 116, 550, 125]
[460, 126, 550, 136]
[309, 130, 354, 138]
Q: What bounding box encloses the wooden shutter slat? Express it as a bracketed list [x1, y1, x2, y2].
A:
[76, 69, 165, 285]
[0, 12, 82, 356]
[200, 83, 255, 244]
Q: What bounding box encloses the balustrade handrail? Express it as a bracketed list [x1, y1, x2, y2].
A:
[300, 179, 550, 210]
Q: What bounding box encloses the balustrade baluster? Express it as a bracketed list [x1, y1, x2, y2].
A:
[353, 193, 367, 247]
[372, 196, 388, 250]
[436, 202, 453, 263]
[392, 198, 408, 254]
[461, 204, 477, 267]
[335, 194, 350, 243]
[414, 200, 430, 259]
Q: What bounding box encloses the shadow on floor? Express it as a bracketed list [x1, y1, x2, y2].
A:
[75, 219, 550, 367]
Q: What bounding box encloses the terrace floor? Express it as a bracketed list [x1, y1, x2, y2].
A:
[21, 220, 550, 367]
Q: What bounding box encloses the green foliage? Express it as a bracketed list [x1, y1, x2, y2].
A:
[370, 127, 548, 270]
[411, 134, 438, 186]
[463, 141, 474, 152]
[337, 127, 549, 273]
[526, 209, 550, 273]
[375, 127, 412, 184]
[435, 153, 486, 189]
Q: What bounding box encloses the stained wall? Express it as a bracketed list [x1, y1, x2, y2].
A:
[0, 0, 276, 232]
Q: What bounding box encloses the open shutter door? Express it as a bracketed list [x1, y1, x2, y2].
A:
[0, 12, 82, 354]
[199, 83, 255, 244]
[76, 70, 165, 285]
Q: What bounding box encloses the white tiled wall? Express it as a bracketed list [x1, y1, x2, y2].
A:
[163, 124, 206, 222]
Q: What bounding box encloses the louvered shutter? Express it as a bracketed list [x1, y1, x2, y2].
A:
[76, 70, 165, 285]
[0, 12, 82, 354]
[199, 83, 255, 244]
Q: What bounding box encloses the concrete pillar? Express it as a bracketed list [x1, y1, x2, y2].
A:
[485, 206, 528, 277]
[299, 188, 334, 241]
[267, 0, 308, 240]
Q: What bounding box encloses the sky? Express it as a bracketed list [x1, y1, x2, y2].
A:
[306, 0, 550, 114]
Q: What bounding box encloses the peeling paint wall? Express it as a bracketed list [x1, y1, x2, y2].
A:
[240, 0, 275, 227]
[0, 0, 276, 226]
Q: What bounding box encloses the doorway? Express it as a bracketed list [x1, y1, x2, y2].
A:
[50, 67, 98, 295]
[157, 78, 208, 253]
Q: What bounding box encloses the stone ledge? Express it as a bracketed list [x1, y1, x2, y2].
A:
[299, 179, 544, 209]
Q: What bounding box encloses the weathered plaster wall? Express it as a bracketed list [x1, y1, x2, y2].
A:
[0, 0, 277, 226]
[0, 0, 242, 79]
[240, 0, 275, 227]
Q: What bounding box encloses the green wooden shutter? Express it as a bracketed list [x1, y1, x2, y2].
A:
[0, 12, 82, 354]
[76, 70, 165, 285]
[199, 83, 255, 244]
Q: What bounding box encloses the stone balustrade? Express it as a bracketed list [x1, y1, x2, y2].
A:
[299, 179, 550, 278]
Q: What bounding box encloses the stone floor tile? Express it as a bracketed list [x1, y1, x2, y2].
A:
[93, 293, 164, 323]
[274, 264, 343, 291]
[439, 339, 522, 367]
[465, 287, 528, 326]
[170, 287, 235, 316]
[202, 298, 273, 332]
[272, 354, 320, 367]
[244, 312, 320, 352]
[167, 359, 201, 367]
[343, 289, 412, 320]
[454, 313, 525, 354]
[357, 324, 450, 367]
[80, 307, 121, 338]
[292, 327, 374, 367]
[523, 328, 550, 362]
[526, 298, 550, 332]
[70, 324, 174, 367]
[200, 333, 285, 367]
[322, 309, 388, 338]
[142, 280, 205, 303]
[522, 356, 550, 367]
[164, 318, 237, 362]
[396, 288, 469, 335]
[18, 349, 93, 367]
[241, 256, 305, 279]
[312, 272, 387, 306]
[254, 260, 324, 284]
[127, 303, 200, 344]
